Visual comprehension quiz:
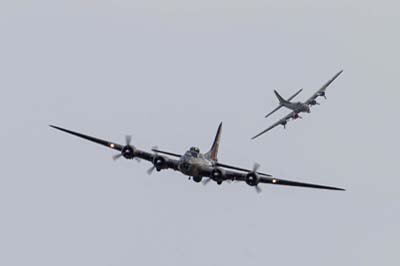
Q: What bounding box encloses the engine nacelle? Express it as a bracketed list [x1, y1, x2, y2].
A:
[245, 172, 260, 186]
[122, 145, 136, 159]
[292, 113, 300, 119]
[317, 91, 326, 99]
[152, 156, 166, 171]
[211, 168, 225, 182]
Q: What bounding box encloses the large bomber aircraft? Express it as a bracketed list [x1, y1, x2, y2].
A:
[50, 123, 344, 193]
[252, 70, 343, 140]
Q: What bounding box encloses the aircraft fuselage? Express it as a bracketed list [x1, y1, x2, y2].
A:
[282, 101, 310, 114]
[178, 148, 213, 177]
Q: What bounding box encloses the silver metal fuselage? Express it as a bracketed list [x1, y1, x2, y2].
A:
[178, 150, 213, 177]
[282, 101, 310, 114]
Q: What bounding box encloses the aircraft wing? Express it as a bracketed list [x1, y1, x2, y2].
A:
[49, 125, 180, 171]
[252, 111, 296, 139]
[151, 148, 181, 158]
[227, 171, 345, 191]
[215, 162, 272, 177]
[305, 70, 343, 105]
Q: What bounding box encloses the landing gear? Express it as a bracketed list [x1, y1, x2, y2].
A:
[217, 181, 222, 185]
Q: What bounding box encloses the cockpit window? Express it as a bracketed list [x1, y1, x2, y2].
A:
[190, 147, 200, 153]
[189, 147, 200, 157]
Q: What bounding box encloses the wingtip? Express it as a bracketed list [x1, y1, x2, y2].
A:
[49, 124, 63, 130]
[332, 186, 346, 191]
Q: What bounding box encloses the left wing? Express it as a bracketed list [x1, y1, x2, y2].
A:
[251, 111, 296, 139]
[305, 70, 343, 105]
[226, 170, 345, 191]
[214, 162, 272, 177]
[50, 125, 179, 171]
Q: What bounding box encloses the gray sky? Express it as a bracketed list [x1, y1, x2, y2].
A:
[1, 1, 399, 265]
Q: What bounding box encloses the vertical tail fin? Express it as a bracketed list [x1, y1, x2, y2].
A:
[265, 90, 290, 118]
[205, 122, 222, 161]
[274, 90, 288, 104]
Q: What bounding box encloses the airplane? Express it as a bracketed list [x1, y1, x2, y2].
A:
[49, 123, 345, 193]
[252, 70, 343, 139]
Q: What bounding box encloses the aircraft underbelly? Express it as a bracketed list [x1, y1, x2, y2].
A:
[179, 158, 211, 177]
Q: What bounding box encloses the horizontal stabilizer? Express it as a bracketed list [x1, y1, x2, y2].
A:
[265, 104, 283, 118]
[287, 88, 303, 101]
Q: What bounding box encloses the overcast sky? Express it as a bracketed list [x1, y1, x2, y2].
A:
[1, 1, 399, 265]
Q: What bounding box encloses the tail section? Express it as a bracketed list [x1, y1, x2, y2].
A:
[265, 89, 302, 118]
[265, 90, 287, 118]
[205, 122, 222, 161]
[274, 90, 288, 104]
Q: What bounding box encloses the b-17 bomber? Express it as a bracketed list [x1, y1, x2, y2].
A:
[252, 70, 343, 139]
[50, 123, 344, 193]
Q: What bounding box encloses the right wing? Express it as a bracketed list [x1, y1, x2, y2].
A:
[257, 175, 344, 190]
[252, 111, 296, 139]
[264, 88, 303, 119]
[228, 170, 345, 191]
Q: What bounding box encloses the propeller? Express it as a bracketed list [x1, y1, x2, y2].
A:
[147, 146, 159, 175]
[113, 135, 138, 161]
[147, 165, 156, 175]
[203, 178, 212, 186]
[112, 153, 123, 161]
[125, 135, 131, 145]
[253, 162, 260, 172]
[318, 91, 327, 99]
[252, 163, 262, 194]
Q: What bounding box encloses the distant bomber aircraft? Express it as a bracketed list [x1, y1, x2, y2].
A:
[252, 70, 343, 139]
[50, 123, 344, 193]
